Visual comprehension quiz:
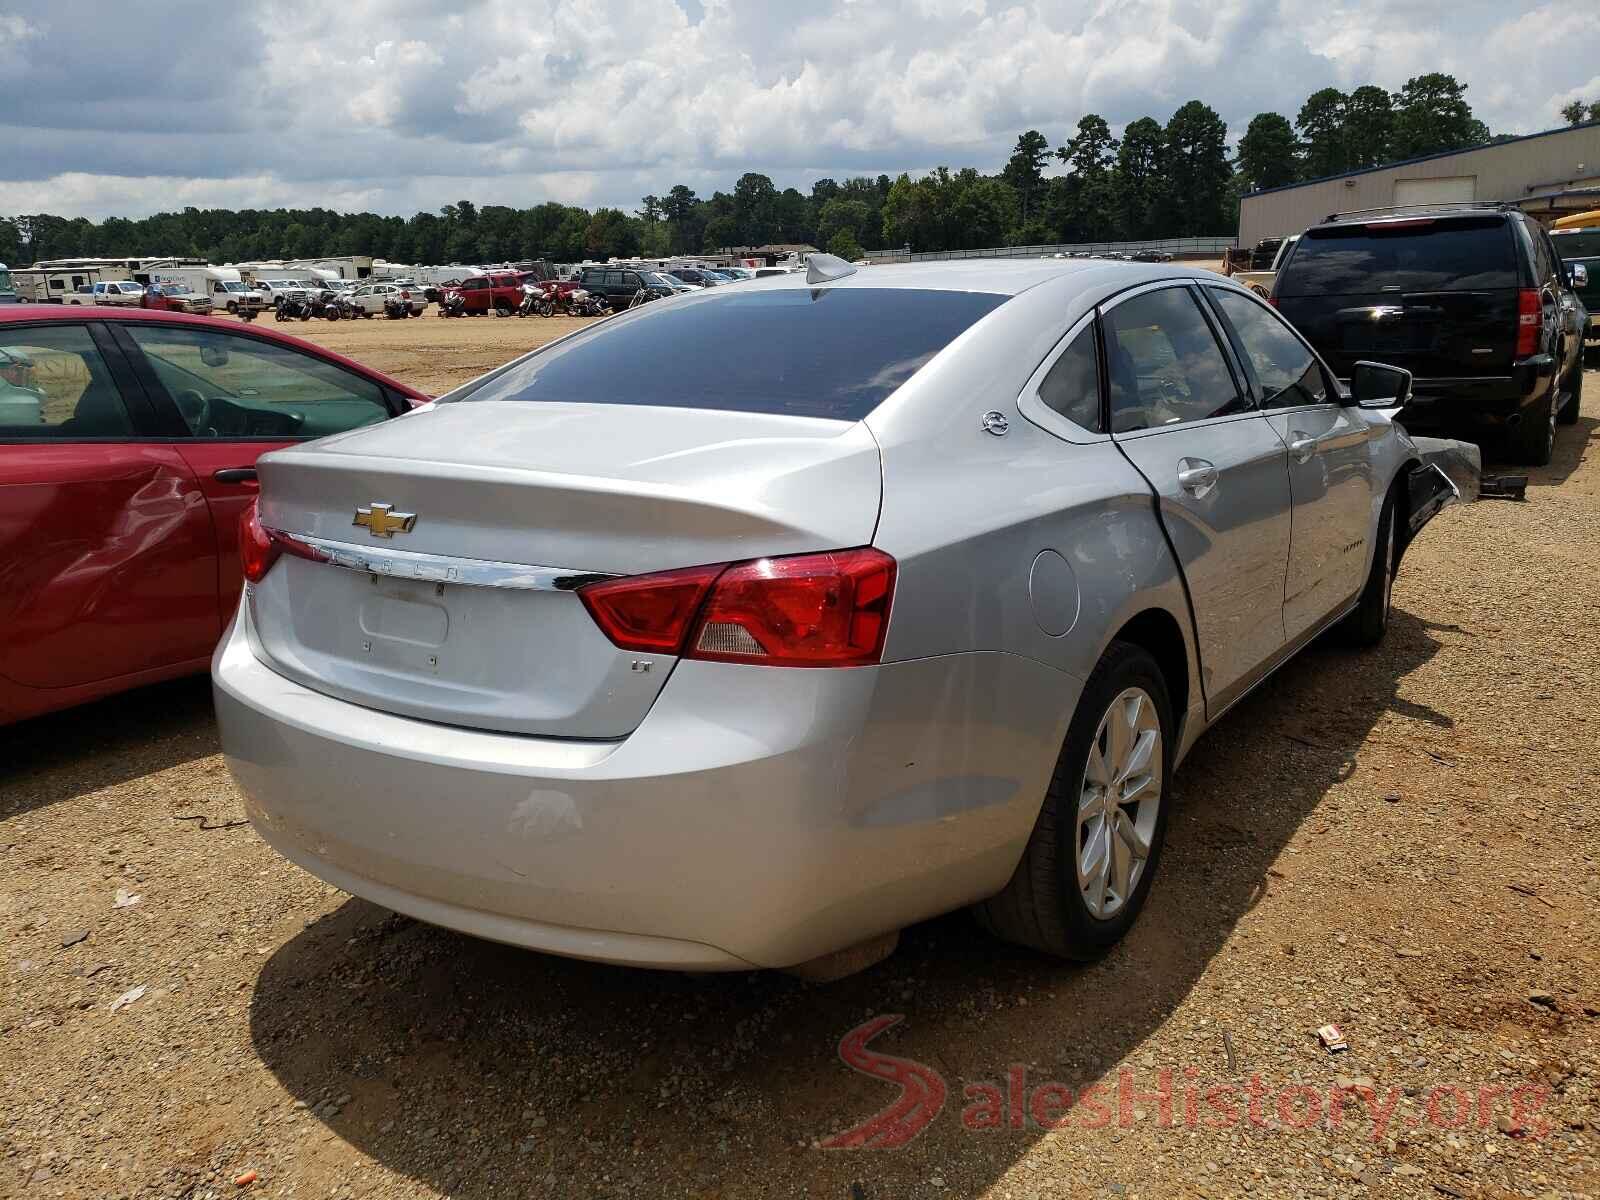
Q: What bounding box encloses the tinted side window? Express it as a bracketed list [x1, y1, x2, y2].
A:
[623, 272, 643, 288]
[1211, 289, 1328, 409]
[1036, 323, 1102, 432]
[1103, 288, 1248, 432]
[124, 326, 391, 439]
[0, 325, 134, 438]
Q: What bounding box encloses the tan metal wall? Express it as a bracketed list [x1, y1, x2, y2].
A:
[1238, 125, 1600, 246]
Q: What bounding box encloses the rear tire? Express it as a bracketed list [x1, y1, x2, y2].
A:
[975, 641, 1173, 960]
[1334, 486, 1397, 648]
[1558, 359, 1582, 426]
[1509, 388, 1556, 466]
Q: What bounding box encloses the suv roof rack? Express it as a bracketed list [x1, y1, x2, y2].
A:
[1321, 201, 1517, 224]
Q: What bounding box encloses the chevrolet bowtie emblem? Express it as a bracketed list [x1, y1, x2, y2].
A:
[352, 502, 417, 538]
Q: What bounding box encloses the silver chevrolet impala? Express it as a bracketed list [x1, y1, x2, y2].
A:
[214, 256, 1450, 977]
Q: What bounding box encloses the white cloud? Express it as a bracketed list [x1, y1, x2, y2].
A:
[3, 0, 1598, 219]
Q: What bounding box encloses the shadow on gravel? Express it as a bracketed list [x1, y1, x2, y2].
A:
[0, 676, 216, 820]
[249, 610, 1445, 1199]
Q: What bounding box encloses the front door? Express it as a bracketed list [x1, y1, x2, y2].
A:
[0, 320, 218, 692]
[1103, 284, 1292, 712]
[1206, 286, 1378, 640]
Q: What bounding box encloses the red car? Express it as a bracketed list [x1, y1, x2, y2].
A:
[0, 306, 428, 724]
[449, 271, 525, 315]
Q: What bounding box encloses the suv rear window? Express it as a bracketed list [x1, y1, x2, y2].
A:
[1278, 217, 1518, 295]
[1553, 230, 1600, 259]
[453, 287, 1007, 421]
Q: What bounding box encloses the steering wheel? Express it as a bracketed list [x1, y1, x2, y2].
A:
[174, 389, 216, 437]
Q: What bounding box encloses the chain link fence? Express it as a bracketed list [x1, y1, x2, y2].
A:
[864, 236, 1237, 264]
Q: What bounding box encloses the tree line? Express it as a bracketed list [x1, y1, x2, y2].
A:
[1, 73, 1505, 265]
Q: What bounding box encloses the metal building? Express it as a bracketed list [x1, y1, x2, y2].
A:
[1238, 122, 1600, 246]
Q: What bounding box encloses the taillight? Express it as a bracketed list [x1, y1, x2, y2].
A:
[1516, 288, 1539, 357]
[239, 499, 279, 583]
[578, 563, 722, 654]
[239, 499, 329, 583]
[579, 548, 897, 667]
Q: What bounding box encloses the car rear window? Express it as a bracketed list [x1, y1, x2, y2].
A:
[1278, 217, 1518, 295]
[1553, 230, 1600, 259]
[453, 287, 1008, 421]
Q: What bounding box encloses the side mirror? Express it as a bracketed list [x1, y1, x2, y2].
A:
[199, 344, 231, 369]
[1571, 263, 1589, 288]
[1349, 360, 1413, 409]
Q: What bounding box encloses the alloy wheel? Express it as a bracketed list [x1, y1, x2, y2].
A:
[1076, 687, 1164, 919]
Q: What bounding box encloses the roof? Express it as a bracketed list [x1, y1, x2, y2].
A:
[1244, 120, 1600, 199]
[749, 256, 1220, 297]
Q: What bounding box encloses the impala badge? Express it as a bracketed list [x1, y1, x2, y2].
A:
[353, 502, 417, 538]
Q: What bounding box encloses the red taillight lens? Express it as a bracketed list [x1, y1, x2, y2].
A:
[239, 499, 280, 583]
[578, 548, 897, 667]
[239, 500, 329, 583]
[1516, 288, 1539, 357]
[578, 563, 723, 654]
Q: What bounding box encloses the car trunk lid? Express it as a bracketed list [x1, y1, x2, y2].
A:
[247, 401, 883, 737]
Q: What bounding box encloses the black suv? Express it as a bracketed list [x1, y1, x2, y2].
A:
[1273, 204, 1584, 464]
[577, 266, 675, 309]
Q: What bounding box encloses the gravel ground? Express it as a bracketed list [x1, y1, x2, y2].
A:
[1, 341, 1596, 1200]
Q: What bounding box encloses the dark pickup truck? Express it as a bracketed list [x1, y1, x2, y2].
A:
[1273, 205, 1584, 465]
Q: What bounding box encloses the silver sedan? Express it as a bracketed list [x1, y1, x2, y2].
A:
[214, 256, 1453, 977]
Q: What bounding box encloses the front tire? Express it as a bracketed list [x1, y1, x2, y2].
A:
[975, 641, 1173, 960]
[1335, 486, 1398, 647]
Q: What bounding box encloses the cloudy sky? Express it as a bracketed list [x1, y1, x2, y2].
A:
[2, 0, 1597, 220]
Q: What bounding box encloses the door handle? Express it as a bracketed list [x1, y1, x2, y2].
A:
[1176, 458, 1218, 495]
[212, 467, 258, 484]
[1288, 433, 1318, 463]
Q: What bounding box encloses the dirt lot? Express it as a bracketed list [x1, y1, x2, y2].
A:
[2, 325, 1597, 1198]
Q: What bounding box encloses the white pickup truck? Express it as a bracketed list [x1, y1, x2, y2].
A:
[63, 280, 145, 306]
[1230, 234, 1299, 298]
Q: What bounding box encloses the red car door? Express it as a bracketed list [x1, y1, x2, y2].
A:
[0, 319, 219, 718]
[109, 320, 410, 628]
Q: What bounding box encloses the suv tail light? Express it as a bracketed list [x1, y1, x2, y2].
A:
[1516, 288, 1540, 357]
[579, 548, 896, 667]
[239, 499, 329, 583]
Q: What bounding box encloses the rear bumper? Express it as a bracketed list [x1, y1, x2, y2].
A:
[213, 608, 1072, 970]
[1389, 356, 1557, 432]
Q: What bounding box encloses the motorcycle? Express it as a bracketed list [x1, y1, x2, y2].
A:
[570, 287, 608, 317]
[383, 295, 409, 320]
[324, 294, 356, 321]
[275, 293, 314, 321]
[437, 290, 466, 318]
[514, 283, 546, 317]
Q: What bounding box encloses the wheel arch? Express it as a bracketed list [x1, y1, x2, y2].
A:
[1106, 607, 1191, 750]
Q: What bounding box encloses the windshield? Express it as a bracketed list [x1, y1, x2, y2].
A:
[451, 287, 1008, 421]
[1553, 230, 1600, 259]
[222, 281, 246, 292]
[1278, 217, 1517, 295]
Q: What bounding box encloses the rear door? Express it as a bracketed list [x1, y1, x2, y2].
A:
[1275, 216, 1522, 381]
[110, 320, 403, 631]
[0, 319, 218, 692]
[1206, 285, 1378, 640]
[1102, 283, 1292, 711]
